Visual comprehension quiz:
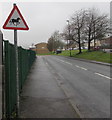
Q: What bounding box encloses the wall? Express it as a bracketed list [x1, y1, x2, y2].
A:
[35, 43, 49, 54]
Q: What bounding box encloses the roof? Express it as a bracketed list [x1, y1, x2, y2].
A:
[101, 36, 112, 40]
[35, 42, 47, 46]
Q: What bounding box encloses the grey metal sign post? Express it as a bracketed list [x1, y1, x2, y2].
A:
[14, 29, 19, 117]
[13, 4, 19, 117]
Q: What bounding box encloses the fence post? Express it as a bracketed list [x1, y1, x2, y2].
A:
[0, 30, 3, 119]
[110, 2, 112, 119]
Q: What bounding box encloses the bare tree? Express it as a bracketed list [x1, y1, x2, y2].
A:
[84, 8, 109, 51]
[47, 31, 65, 52]
[47, 37, 54, 52]
[63, 10, 86, 54]
[63, 8, 109, 54]
[71, 10, 86, 54]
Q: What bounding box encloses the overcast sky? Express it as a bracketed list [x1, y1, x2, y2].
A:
[0, 1, 110, 48]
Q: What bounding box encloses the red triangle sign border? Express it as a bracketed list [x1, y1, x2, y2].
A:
[3, 5, 29, 30]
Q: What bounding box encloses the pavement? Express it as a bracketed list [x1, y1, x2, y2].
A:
[20, 55, 110, 118]
[20, 57, 79, 118]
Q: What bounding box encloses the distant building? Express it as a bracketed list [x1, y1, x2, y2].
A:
[100, 36, 112, 47]
[35, 42, 50, 54]
[90, 40, 101, 47]
[68, 36, 112, 49]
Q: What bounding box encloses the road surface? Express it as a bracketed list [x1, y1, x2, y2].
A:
[20, 55, 110, 118]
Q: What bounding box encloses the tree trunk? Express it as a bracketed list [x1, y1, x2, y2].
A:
[78, 29, 82, 54]
[79, 41, 82, 54]
[88, 28, 91, 51]
[93, 23, 96, 49]
[88, 40, 91, 51]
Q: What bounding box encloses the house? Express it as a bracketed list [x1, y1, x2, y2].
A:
[100, 36, 112, 47]
[62, 36, 112, 50]
[35, 42, 50, 54]
[90, 40, 101, 47]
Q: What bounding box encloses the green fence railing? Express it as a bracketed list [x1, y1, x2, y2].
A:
[4, 40, 36, 118]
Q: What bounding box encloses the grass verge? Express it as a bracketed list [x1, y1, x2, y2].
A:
[37, 52, 55, 56]
[58, 50, 112, 63]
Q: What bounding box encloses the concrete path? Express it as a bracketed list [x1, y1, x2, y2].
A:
[20, 56, 79, 118]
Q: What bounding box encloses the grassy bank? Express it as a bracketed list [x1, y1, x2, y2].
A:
[37, 52, 55, 56]
[58, 50, 112, 63]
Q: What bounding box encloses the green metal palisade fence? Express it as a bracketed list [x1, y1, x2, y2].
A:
[4, 40, 36, 118]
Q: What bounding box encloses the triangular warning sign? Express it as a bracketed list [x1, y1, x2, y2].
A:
[3, 4, 29, 30]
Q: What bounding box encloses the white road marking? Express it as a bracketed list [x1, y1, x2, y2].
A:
[95, 72, 112, 80]
[46, 62, 48, 65]
[75, 65, 87, 70]
[65, 61, 72, 65]
[59, 59, 67, 63]
[54, 57, 111, 81]
[56, 58, 88, 69]
[56, 58, 72, 65]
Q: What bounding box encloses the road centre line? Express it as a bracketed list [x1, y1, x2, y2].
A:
[59, 59, 66, 63]
[56, 58, 88, 70]
[75, 65, 87, 70]
[65, 61, 72, 65]
[56, 58, 72, 65]
[95, 72, 112, 80]
[55, 58, 111, 80]
[46, 62, 48, 65]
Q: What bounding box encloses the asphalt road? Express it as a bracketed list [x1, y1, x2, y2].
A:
[20, 55, 110, 118]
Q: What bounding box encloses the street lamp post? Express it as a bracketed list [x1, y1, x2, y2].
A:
[66, 19, 71, 57]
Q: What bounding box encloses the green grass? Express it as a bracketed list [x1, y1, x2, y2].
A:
[58, 50, 112, 63]
[37, 52, 55, 55]
[58, 49, 86, 56]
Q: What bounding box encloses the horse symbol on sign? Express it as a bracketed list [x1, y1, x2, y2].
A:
[9, 17, 21, 26]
